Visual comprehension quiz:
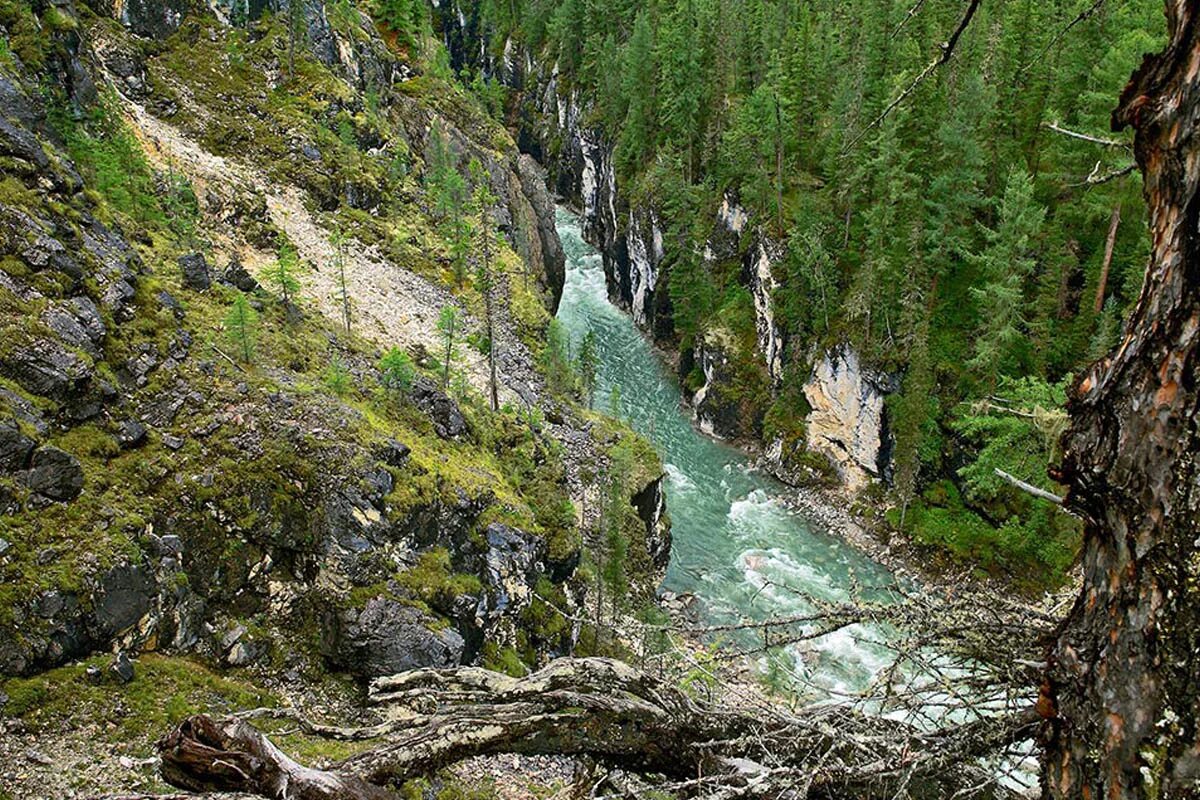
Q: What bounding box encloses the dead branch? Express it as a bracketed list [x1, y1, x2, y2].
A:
[1043, 121, 1130, 149]
[1018, 0, 1106, 76]
[842, 0, 983, 155]
[993, 467, 1066, 506]
[1070, 161, 1136, 187]
[161, 658, 1038, 800]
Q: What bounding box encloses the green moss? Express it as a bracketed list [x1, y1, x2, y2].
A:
[395, 548, 483, 610]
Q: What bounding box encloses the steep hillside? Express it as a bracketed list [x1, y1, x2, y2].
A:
[0, 0, 667, 793]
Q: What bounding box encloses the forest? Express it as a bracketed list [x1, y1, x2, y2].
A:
[2, 0, 1200, 798]
[415, 0, 1166, 585]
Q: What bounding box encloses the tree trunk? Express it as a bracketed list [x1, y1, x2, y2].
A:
[1044, 5, 1200, 797]
[1092, 204, 1121, 315]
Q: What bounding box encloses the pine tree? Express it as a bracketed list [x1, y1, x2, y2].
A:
[225, 293, 258, 364]
[266, 243, 301, 306]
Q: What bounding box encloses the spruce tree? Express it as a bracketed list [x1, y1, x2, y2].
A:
[966, 169, 1046, 389]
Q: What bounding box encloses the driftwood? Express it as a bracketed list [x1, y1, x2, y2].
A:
[160, 657, 1041, 800]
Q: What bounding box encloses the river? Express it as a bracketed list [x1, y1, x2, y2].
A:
[553, 208, 899, 699]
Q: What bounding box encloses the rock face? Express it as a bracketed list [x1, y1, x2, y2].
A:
[689, 333, 747, 439]
[631, 475, 671, 569]
[802, 346, 898, 491]
[625, 208, 664, 328]
[478, 522, 546, 622]
[744, 240, 784, 384]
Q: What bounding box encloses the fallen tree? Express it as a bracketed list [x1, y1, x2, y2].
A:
[160, 657, 1041, 800]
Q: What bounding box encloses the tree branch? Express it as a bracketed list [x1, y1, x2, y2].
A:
[842, 0, 983, 155]
[1044, 121, 1130, 149]
[993, 467, 1067, 507]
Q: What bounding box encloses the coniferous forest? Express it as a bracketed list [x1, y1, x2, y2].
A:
[436, 0, 1165, 586]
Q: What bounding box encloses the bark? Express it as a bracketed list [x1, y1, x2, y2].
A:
[1045, 4, 1200, 797]
[1092, 204, 1121, 315]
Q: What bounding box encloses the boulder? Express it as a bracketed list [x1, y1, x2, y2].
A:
[108, 651, 135, 684]
[220, 257, 260, 292]
[92, 564, 154, 640]
[116, 419, 148, 449]
[25, 447, 83, 501]
[326, 598, 464, 678]
[178, 253, 211, 291]
[374, 438, 411, 468]
[2, 337, 92, 398]
[410, 377, 466, 439]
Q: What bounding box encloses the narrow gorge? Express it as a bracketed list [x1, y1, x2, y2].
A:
[2, 0, 1199, 799]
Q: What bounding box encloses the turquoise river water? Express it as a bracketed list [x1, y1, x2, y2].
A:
[553, 208, 898, 698]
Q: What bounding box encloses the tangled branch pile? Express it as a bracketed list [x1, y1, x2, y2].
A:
[158, 586, 1062, 800]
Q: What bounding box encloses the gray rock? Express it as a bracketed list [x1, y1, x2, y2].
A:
[92, 564, 154, 639]
[157, 289, 184, 318]
[116, 419, 147, 449]
[328, 598, 464, 678]
[375, 438, 411, 468]
[220, 624, 247, 652]
[410, 377, 467, 439]
[221, 257, 260, 292]
[1, 338, 92, 398]
[26, 447, 83, 501]
[25, 748, 52, 766]
[0, 537, 9, 556]
[162, 434, 184, 450]
[108, 651, 135, 684]
[178, 253, 211, 290]
[0, 421, 35, 472]
[118, 0, 191, 38]
[226, 639, 268, 667]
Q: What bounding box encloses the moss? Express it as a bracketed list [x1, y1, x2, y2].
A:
[0, 654, 275, 738]
[395, 548, 483, 610]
